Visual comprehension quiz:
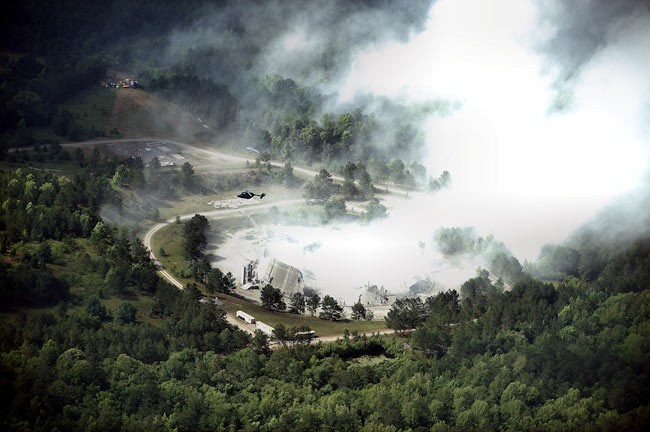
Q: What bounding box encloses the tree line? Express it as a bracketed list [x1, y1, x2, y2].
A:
[2, 162, 650, 430]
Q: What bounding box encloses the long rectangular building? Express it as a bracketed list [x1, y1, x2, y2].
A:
[264, 258, 304, 295]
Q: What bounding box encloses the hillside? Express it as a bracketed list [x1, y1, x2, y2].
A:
[104, 75, 212, 143]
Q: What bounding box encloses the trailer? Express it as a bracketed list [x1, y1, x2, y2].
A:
[255, 321, 274, 336]
[236, 310, 256, 324]
[294, 330, 316, 342]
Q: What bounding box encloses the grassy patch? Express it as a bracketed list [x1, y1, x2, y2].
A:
[1, 238, 162, 327]
[217, 293, 387, 336]
[149, 223, 194, 284]
[0, 150, 86, 175]
[64, 86, 116, 136]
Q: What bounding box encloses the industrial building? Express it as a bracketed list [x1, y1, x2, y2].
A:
[263, 258, 304, 295]
[242, 258, 305, 296]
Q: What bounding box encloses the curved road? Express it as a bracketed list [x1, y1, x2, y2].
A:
[143, 198, 304, 288]
[26, 137, 402, 340]
[142, 198, 399, 340]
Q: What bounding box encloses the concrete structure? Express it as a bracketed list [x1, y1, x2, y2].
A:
[236, 310, 256, 324]
[264, 258, 304, 295]
[242, 260, 259, 285]
[360, 284, 394, 306]
[256, 321, 274, 336]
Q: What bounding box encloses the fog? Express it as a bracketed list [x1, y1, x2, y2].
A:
[337, 0, 650, 260]
[215, 192, 478, 304]
[199, 0, 649, 300]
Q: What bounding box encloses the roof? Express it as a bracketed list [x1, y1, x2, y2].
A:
[264, 258, 304, 295]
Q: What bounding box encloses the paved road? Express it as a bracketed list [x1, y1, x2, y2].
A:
[141, 197, 399, 341]
[17, 137, 400, 342]
[143, 198, 304, 289]
[13, 137, 409, 196]
[60, 137, 409, 195]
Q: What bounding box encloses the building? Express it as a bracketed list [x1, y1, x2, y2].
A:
[242, 260, 259, 285]
[263, 258, 304, 295]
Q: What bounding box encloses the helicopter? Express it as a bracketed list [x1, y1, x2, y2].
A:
[237, 190, 266, 199]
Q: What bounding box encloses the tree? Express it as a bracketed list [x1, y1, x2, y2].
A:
[35, 241, 52, 268]
[290, 325, 315, 344]
[385, 297, 426, 333]
[205, 268, 224, 293]
[251, 330, 270, 355]
[90, 148, 100, 167]
[104, 268, 126, 295]
[149, 156, 161, 170]
[114, 302, 137, 324]
[223, 272, 236, 293]
[351, 301, 366, 320]
[429, 171, 452, 193]
[192, 258, 212, 283]
[73, 148, 85, 167]
[323, 197, 346, 220]
[307, 295, 320, 317]
[362, 198, 387, 222]
[181, 214, 209, 261]
[112, 164, 129, 187]
[289, 292, 306, 314]
[358, 167, 374, 198]
[342, 162, 356, 181]
[342, 179, 358, 200]
[409, 162, 427, 185]
[261, 284, 285, 311]
[181, 162, 196, 189]
[272, 323, 289, 346]
[52, 107, 74, 136]
[439, 170, 451, 188]
[303, 169, 335, 203]
[86, 296, 107, 321]
[319, 295, 343, 321]
[280, 160, 295, 187]
[388, 159, 405, 184]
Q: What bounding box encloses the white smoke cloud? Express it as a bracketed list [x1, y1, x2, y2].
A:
[336, 0, 650, 259]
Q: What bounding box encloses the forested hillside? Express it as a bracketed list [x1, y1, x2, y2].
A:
[2, 0, 649, 431]
[0, 0, 441, 174]
[1, 157, 648, 430]
[2, 231, 649, 430]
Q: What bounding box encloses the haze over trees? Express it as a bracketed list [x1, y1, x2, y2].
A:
[1, 0, 649, 430]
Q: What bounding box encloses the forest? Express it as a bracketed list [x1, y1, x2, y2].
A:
[1, 153, 649, 430]
[2, 0, 649, 431]
[0, 0, 442, 185]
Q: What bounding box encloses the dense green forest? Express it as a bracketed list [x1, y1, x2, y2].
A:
[2, 0, 650, 430]
[2, 222, 650, 430]
[1, 157, 649, 430]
